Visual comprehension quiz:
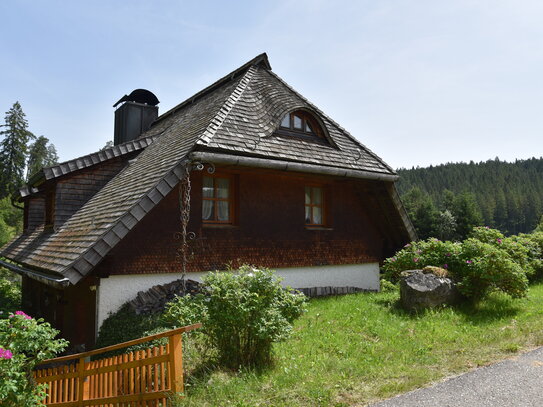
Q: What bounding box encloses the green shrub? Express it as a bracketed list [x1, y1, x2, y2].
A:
[164, 265, 307, 369]
[0, 311, 68, 406]
[382, 239, 461, 283]
[521, 232, 543, 279]
[469, 226, 504, 244]
[456, 238, 528, 300]
[0, 279, 21, 317]
[471, 227, 542, 280]
[382, 234, 529, 301]
[95, 304, 163, 350]
[379, 279, 398, 293]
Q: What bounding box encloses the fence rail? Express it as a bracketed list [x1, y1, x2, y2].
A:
[33, 323, 201, 407]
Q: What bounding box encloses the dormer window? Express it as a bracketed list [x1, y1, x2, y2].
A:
[277, 110, 328, 144]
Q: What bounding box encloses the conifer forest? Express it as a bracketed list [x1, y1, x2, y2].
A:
[397, 158, 543, 240]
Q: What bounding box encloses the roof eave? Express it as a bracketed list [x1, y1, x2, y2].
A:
[189, 150, 399, 181]
[0, 258, 70, 289]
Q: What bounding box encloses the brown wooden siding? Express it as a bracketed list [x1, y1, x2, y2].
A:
[97, 167, 398, 277]
[25, 196, 45, 231]
[22, 275, 97, 351]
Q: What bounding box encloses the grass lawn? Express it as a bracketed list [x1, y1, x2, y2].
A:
[176, 283, 543, 407]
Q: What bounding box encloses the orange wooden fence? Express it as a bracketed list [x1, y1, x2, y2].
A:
[33, 323, 201, 407]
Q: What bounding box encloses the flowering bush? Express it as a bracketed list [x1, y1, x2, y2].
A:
[470, 227, 543, 280]
[0, 311, 68, 406]
[456, 238, 527, 299]
[164, 266, 307, 368]
[382, 233, 529, 301]
[524, 232, 543, 279]
[382, 239, 461, 282]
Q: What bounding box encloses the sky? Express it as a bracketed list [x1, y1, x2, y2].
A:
[1, 0, 542, 170]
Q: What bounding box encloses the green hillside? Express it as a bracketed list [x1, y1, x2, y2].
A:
[397, 157, 543, 238]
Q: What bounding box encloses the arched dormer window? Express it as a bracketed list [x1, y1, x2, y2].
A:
[276, 110, 330, 145]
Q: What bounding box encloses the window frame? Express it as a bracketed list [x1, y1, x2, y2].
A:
[304, 184, 326, 227]
[277, 110, 328, 143]
[201, 173, 235, 225]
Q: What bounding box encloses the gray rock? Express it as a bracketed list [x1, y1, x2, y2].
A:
[400, 270, 458, 311]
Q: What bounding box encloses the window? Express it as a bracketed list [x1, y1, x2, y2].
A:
[305, 186, 324, 226]
[278, 110, 328, 142]
[202, 175, 233, 223]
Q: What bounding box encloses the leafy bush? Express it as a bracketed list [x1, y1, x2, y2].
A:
[379, 279, 398, 293]
[0, 311, 68, 406]
[519, 232, 543, 279]
[382, 234, 529, 301]
[470, 227, 543, 280]
[382, 239, 461, 283]
[456, 238, 527, 299]
[95, 304, 163, 350]
[0, 278, 21, 316]
[164, 266, 307, 369]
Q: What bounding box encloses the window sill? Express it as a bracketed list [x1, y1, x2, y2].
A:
[305, 226, 333, 231]
[202, 223, 238, 229]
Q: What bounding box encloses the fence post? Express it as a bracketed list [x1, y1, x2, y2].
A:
[76, 357, 89, 406]
[168, 333, 184, 395]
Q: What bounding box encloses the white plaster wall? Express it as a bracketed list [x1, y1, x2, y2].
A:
[96, 263, 379, 332]
[96, 272, 207, 331]
[275, 263, 380, 291]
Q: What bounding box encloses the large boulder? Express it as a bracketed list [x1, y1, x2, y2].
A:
[400, 270, 458, 311]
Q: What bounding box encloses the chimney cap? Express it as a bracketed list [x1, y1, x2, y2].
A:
[113, 89, 160, 108]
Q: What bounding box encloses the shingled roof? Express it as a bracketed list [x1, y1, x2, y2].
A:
[21, 135, 157, 198]
[1, 53, 413, 285]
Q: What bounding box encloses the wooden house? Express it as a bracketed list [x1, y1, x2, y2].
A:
[0, 54, 415, 349]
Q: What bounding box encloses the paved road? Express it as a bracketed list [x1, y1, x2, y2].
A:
[368, 347, 543, 407]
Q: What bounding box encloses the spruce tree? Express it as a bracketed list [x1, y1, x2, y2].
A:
[26, 135, 59, 179]
[0, 102, 35, 198]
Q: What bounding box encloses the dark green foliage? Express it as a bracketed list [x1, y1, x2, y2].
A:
[398, 157, 543, 236]
[94, 304, 163, 350]
[452, 192, 483, 239]
[26, 136, 58, 180]
[164, 266, 307, 369]
[0, 102, 35, 199]
[401, 187, 439, 239]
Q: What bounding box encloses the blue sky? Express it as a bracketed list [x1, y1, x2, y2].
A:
[1, 0, 542, 169]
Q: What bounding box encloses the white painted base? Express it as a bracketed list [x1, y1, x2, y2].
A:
[96, 263, 379, 332]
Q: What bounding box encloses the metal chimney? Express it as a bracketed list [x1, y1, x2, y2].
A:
[113, 89, 159, 145]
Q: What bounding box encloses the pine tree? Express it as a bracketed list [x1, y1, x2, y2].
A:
[451, 192, 483, 240]
[0, 102, 35, 198]
[26, 136, 59, 179]
[435, 209, 457, 240]
[401, 187, 439, 239]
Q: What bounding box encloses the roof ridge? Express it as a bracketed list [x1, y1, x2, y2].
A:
[196, 65, 258, 146]
[154, 53, 270, 125]
[266, 70, 396, 175]
[22, 135, 158, 195]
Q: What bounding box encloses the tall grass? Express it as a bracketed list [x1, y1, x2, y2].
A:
[176, 283, 543, 406]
